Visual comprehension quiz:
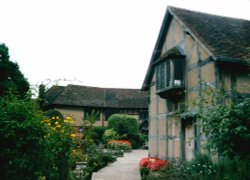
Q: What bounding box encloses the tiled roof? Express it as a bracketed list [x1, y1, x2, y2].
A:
[142, 6, 250, 90]
[169, 6, 250, 60]
[44, 85, 148, 109]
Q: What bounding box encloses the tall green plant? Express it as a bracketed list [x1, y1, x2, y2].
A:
[189, 81, 250, 158]
[0, 43, 29, 98]
[0, 94, 76, 180]
[200, 97, 250, 158]
[0, 94, 47, 180]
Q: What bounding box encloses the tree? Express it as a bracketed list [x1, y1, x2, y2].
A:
[107, 114, 141, 148]
[0, 43, 29, 98]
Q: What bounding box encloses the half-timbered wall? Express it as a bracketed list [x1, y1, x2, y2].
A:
[148, 17, 216, 160]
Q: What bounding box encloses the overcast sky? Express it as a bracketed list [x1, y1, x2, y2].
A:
[0, 0, 250, 90]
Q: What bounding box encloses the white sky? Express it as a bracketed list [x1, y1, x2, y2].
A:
[0, 0, 250, 89]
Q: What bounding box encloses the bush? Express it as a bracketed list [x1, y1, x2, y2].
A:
[108, 114, 139, 135]
[102, 128, 119, 144]
[44, 109, 64, 119]
[107, 114, 140, 148]
[213, 156, 250, 180]
[146, 154, 250, 180]
[87, 152, 116, 172]
[127, 133, 141, 149]
[0, 95, 47, 180]
[200, 98, 250, 158]
[107, 140, 132, 151]
[140, 134, 148, 149]
[0, 94, 77, 180]
[41, 115, 76, 179]
[89, 126, 107, 144]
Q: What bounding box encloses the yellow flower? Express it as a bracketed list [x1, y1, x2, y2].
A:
[56, 124, 61, 128]
[56, 116, 59, 120]
[55, 121, 59, 125]
[64, 116, 75, 124]
[48, 123, 51, 126]
[52, 116, 55, 120]
[70, 133, 76, 138]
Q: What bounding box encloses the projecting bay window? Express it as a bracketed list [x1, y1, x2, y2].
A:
[155, 57, 185, 101]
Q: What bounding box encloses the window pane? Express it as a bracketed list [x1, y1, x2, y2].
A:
[174, 59, 184, 86]
[156, 60, 171, 90]
[166, 60, 171, 87]
[160, 61, 166, 89]
[156, 65, 161, 90]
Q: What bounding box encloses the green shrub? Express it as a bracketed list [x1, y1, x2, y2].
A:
[213, 156, 250, 180]
[90, 126, 107, 144]
[107, 114, 140, 148]
[127, 133, 141, 149]
[41, 115, 75, 180]
[44, 109, 64, 119]
[148, 159, 188, 180]
[0, 95, 47, 180]
[103, 128, 119, 143]
[195, 81, 250, 158]
[140, 134, 148, 149]
[107, 140, 132, 151]
[183, 154, 215, 179]
[147, 154, 250, 180]
[0, 94, 77, 180]
[108, 114, 139, 135]
[140, 167, 150, 180]
[87, 152, 116, 172]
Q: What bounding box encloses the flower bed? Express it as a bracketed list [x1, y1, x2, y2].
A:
[107, 140, 132, 152]
[139, 157, 167, 179]
[139, 157, 167, 171]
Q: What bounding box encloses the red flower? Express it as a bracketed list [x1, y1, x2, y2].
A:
[139, 157, 167, 171]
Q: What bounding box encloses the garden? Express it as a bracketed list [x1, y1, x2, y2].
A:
[0, 43, 148, 180]
[0, 93, 148, 180]
[71, 113, 148, 179]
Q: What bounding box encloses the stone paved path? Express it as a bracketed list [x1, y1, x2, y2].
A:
[91, 149, 148, 180]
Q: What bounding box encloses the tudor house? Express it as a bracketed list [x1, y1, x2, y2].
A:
[43, 84, 148, 131]
[142, 6, 250, 160]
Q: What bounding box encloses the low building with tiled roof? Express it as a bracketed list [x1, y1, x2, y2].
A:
[142, 6, 250, 160]
[43, 84, 148, 128]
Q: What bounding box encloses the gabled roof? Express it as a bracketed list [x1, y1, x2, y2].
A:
[43, 84, 148, 109]
[142, 6, 250, 90]
[170, 7, 250, 60]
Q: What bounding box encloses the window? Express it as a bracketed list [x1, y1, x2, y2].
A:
[84, 108, 100, 121]
[139, 110, 148, 120]
[156, 58, 184, 91]
[104, 109, 119, 121]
